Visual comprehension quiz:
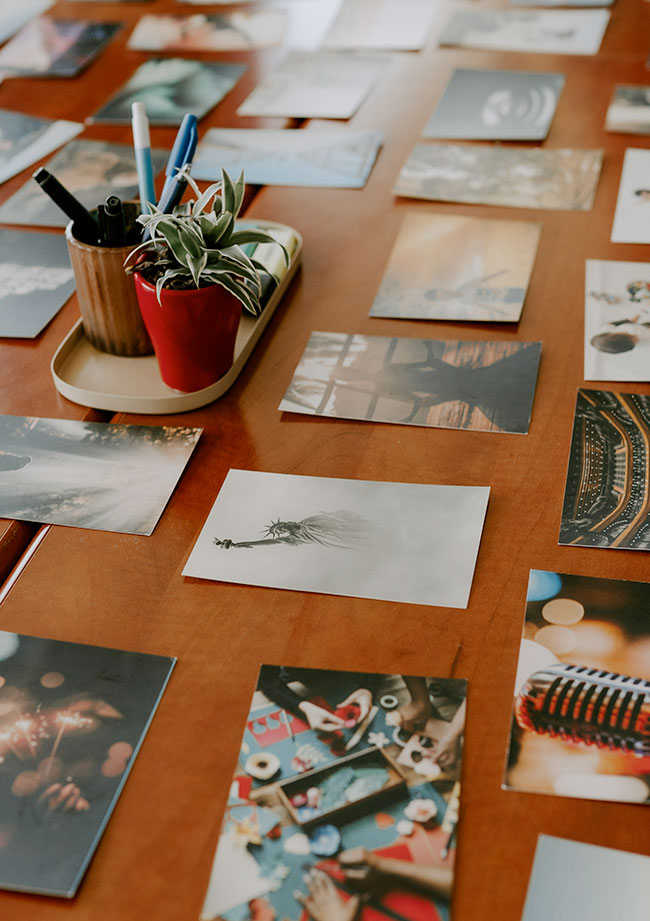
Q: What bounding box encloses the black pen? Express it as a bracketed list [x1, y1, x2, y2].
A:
[32, 167, 99, 245]
[103, 195, 125, 246]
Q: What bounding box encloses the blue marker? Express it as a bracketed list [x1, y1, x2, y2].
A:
[159, 113, 198, 204]
[131, 102, 156, 214]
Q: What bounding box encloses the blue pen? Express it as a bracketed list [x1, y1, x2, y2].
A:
[131, 102, 156, 214]
[159, 113, 198, 204]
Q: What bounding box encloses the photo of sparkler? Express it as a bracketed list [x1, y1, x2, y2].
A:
[0, 630, 175, 897]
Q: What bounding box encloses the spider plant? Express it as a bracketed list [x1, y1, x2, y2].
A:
[124, 166, 288, 316]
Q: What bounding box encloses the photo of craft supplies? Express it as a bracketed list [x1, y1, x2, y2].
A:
[201, 665, 467, 921]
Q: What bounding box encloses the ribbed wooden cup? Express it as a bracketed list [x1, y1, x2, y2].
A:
[65, 206, 153, 357]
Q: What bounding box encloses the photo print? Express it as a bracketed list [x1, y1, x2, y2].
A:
[183, 469, 489, 608]
[0, 630, 174, 896]
[605, 85, 650, 135]
[559, 389, 650, 551]
[0, 109, 82, 185]
[0, 139, 168, 228]
[201, 664, 466, 921]
[0, 229, 75, 337]
[584, 259, 650, 382]
[237, 51, 388, 120]
[521, 836, 650, 921]
[394, 144, 602, 211]
[0, 415, 201, 534]
[438, 9, 610, 56]
[192, 128, 383, 189]
[279, 333, 541, 434]
[127, 10, 287, 52]
[0, 17, 120, 77]
[423, 68, 564, 141]
[610, 148, 650, 244]
[512, 0, 613, 5]
[322, 0, 438, 51]
[369, 212, 541, 322]
[504, 570, 650, 805]
[0, 0, 52, 45]
[92, 58, 246, 125]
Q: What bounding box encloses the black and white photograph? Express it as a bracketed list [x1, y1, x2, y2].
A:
[369, 212, 541, 322]
[279, 333, 541, 434]
[0, 230, 75, 338]
[127, 10, 287, 52]
[423, 68, 564, 141]
[559, 389, 650, 551]
[521, 836, 650, 921]
[610, 148, 650, 244]
[183, 469, 490, 608]
[0, 109, 82, 186]
[0, 416, 202, 534]
[0, 0, 52, 45]
[605, 85, 650, 135]
[394, 144, 603, 211]
[0, 17, 120, 78]
[92, 58, 246, 125]
[584, 259, 650, 382]
[0, 140, 168, 228]
[191, 127, 383, 188]
[322, 0, 438, 51]
[438, 9, 610, 56]
[0, 630, 174, 897]
[236, 51, 388, 120]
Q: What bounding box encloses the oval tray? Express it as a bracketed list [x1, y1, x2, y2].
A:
[51, 221, 302, 415]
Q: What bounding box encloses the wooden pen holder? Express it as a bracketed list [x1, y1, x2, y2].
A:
[65, 203, 153, 357]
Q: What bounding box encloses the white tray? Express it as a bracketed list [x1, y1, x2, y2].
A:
[51, 221, 302, 415]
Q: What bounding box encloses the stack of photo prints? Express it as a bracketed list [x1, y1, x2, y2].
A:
[0, 0, 648, 918]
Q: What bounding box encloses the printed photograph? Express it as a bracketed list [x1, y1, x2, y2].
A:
[0, 0, 52, 45]
[0, 630, 174, 896]
[438, 9, 610, 56]
[605, 85, 650, 135]
[369, 212, 541, 322]
[610, 148, 650, 244]
[0, 139, 168, 228]
[322, 0, 438, 51]
[0, 416, 201, 535]
[237, 51, 387, 120]
[183, 469, 490, 608]
[521, 836, 650, 921]
[92, 58, 246, 125]
[423, 68, 564, 141]
[0, 17, 120, 77]
[201, 664, 466, 921]
[559, 389, 650, 550]
[584, 259, 650, 382]
[127, 10, 287, 52]
[513, 0, 613, 5]
[0, 230, 75, 338]
[0, 108, 82, 185]
[504, 570, 650, 805]
[394, 144, 603, 211]
[279, 333, 541, 435]
[192, 128, 383, 188]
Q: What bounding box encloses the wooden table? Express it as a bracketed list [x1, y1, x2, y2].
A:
[0, 0, 649, 919]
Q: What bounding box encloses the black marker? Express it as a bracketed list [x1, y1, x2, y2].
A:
[32, 167, 99, 245]
[103, 195, 125, 246]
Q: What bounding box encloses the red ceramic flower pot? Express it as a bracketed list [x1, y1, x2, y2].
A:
[134, 273, 242, 392]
